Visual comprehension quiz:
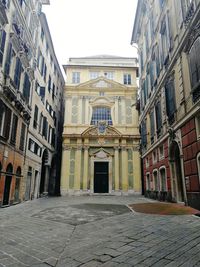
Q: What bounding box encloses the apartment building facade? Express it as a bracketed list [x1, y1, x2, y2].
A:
[61, 56, 141, 195]
[24, 12, 65, 200]
[132, 0, 200, 208]
[0, 0, 64, 206]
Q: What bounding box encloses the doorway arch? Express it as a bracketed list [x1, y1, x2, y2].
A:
[169, 141, 185, 202]
[14, 167, 21, 203]
[49, 155, 57, 195]
[3, 163, 13, 206]
[40, 149, 49, 195]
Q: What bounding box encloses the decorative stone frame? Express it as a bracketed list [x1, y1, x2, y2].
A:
[89, 149, 113, 194]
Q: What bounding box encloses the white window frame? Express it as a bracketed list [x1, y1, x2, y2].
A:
[145, 157, 149, 168]
[146, 172, 151, 190]
[0, 108, 5, 137]
[159, 166, 168, 191]
[72, 72, 80, 84]
[90, 72, 99, 79]
[104, 72, 114, 80]
[195, 113, 200, 140]
[153, 169, 159, 191]
[152, 150, 157, 164]
[159, 145, 164, 160]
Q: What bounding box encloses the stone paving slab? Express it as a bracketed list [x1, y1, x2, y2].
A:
[0, 195, 200, 266]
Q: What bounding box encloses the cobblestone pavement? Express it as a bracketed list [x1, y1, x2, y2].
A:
[1, 195, 200, 267]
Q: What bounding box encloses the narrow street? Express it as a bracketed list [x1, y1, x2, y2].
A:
[0, 196, 200, 267]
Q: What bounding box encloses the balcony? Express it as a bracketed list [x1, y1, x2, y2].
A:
[184, 1, 196, 25]
[15, 91, 31, 122]
[0, 1, 9, 25]
[27, 67, 35, 81]
[10, 32, 22, 53]
[3, 76, 17, 101]
[19, 52, 29, 68]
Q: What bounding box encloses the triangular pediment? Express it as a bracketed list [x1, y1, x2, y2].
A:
[90, 148, 113, 158]
[82, 125, 121, 137]
[77, 77, 127, 89]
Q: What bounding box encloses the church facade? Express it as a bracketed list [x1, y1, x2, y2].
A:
[61, 56, 141, 195]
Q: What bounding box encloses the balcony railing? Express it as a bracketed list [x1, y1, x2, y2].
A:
[184, 0, 197, 25]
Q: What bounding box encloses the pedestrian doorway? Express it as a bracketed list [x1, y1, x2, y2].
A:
[170, 141, 185, 202]
[94, 162, 109, 193]
[3, 164, 13, 206]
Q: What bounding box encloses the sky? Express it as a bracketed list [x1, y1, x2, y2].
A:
[42, 0, 138, 68]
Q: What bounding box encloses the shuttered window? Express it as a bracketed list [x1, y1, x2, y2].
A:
[33, 105, 38, 129]
[0, 30, 6, 65]
[10, 114, 18, 145]
[23, 73, 31, 103]
[188, 38, 200, 103]
[19, 123, 26, 151]
[155, 101, 162, 138]
[4, 43, 12, 76]
[165, 78, 176, 124]
[0, 105, 12, 140]
[150, 111, 155, 144]
[141, 120, 147, 149]
[14, 57, 22, 90]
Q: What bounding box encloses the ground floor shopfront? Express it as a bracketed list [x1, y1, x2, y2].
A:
[61, 126, 141, 195]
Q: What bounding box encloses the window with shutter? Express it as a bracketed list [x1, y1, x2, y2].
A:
[0, 30, 6, 65]
[48, 75, 51, 92]
[188, 37, 200, 103]
[0, 100, 5, 136]
[4, 43, 12, 76]
[14, 57, 22, 90]
[19, 123, 26, 151]
[33, 105, 38, 129]
[155, 101, 162, 138]
[165, 78, 176, 124]
[10, 114, 18, 145]
[23, 73, 31, 103]
[150, 111, 155, 144]
[141, 120, 147, 149]
[40, 86, 45, 102]
[3, 106, 11, 140]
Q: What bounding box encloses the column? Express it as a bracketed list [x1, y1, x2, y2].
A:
[114, 147, 120, 191]
[60, 147, 71, 195]
[115, 98, 119, 124]
[74, 139, 82, 190]
[83, 146, 89, 190]
[85, 98, 89, 124]
[133, 149, 141, 192]
[121, 141, 128, 191]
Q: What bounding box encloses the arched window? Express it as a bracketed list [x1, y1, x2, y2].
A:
[6, 163, 13, 174]
[91, 106, 112, 125]
[146, 173, 150, 190]
[160, 167, 167, 191]
[153, 170, 159, 191]
[14, 167, 21, 202]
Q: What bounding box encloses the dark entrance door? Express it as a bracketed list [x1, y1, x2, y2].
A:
[94, 162, 108, 193]
[3, 176, 12, 206]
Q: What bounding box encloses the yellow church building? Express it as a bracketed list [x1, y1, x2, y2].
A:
[60, 55, 141, 195]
